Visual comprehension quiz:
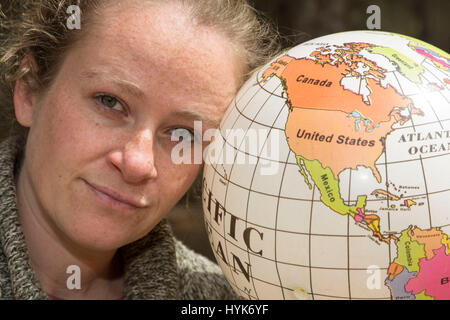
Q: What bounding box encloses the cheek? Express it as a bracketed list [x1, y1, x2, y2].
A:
[157, 157, 201, 204]
[35, 97, 106, 165]
[25, 94, 111, 206]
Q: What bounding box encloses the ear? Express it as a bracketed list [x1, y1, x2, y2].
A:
[13, 55, 40, 127]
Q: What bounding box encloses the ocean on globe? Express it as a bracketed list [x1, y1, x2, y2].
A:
[201, 30, 450, 300]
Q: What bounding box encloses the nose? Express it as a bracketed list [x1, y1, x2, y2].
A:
[108, 129, 158, 184]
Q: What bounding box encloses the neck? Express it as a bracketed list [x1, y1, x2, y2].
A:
[16, 166, 124, 300]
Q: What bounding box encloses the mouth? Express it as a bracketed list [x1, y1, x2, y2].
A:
[83, 179, 147, 212]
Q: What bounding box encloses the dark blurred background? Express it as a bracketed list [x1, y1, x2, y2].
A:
[251, 0, 449, 51]
[168, 0, 450, 262]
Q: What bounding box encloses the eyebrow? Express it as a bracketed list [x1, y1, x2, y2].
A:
[173, 109, 220, 128]
[80, 70, 145, 98]
[81, 70, 221, 127]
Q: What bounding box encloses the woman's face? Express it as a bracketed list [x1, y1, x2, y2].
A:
[16, 2, 242, 251]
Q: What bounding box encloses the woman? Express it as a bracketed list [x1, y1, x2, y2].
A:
[0, 0, 279, 299]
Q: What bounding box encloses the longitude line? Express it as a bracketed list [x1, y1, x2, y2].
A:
[273, 150, 292, 299]
[392, 71, 406, 96]
[438, 90, 450, 104]
[346, 169, 352, 300]
[227, 81, 283, 299]
[383, 148, 393, 300]
[210, 156, 450, 204]
[308, 186, 316, 300]
[419, 155, 433, 228]
[240, 81, 287, 298]
[423, 96, 444, 129]
[422, 62, 448, 85]
[220, 76, 273, 299]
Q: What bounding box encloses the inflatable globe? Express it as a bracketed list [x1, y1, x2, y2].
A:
[202, 31, 450, 300]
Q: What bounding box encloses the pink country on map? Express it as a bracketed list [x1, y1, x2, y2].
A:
[408, 40, 450, 70]
[414, 47, 450, 68]
[355, 208, 365, 222]
[405, 246, 450, 299]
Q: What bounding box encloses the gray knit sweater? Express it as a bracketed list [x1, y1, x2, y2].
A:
[0, 136, 237, 300]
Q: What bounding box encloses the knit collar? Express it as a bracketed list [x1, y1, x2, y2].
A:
[0, 136, 179, 299]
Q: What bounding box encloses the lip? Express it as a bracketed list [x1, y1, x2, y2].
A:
[83, 179, 147, 211]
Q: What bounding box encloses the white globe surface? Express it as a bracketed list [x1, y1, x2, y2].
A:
[202, 31, 450, 300]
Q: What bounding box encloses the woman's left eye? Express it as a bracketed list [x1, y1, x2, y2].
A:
[170, 127, 202, 144]
[96, 94, 125, 112]
[170, 128, 195, 141]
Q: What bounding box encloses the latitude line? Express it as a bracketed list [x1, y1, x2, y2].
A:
[222, 82, 282, 171]
[208, 157, 450, 237]
[420, 72, 440, 87]
[255, 70, 284, 99]
[217, 111, 450, 168]
[235, 269, 390, 300]
[209, 159, 450, 204]
[207, 207, 450, 251]
[254, 60, 420, 99]
[219, 128, 450, 166]
[236, 79, 261, 103]
[229, 81, 262, 125]
[252, 73, 450, 133]
[204, 204, 373, 239]
[237, 76, 275, 114]
[204, 177, 450, 237]
[427, 61, 449, 78]
[204, 215, 394, 270]
[243, 80, 450, 132]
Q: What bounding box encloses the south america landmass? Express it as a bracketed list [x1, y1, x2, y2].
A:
[386, 226, 450, 300]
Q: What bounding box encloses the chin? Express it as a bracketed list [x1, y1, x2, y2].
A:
[61, 214, 147, 252]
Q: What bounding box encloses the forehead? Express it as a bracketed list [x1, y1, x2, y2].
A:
[71, 1, 241, 105]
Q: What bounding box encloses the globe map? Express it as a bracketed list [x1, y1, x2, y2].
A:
[202, 31, 450, 300]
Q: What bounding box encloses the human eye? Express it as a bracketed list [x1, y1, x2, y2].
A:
[170, 127, 201, 144]
[95, 94, 126, 113]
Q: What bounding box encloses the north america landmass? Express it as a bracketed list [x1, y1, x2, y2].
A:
[261, 40, 450, 299]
